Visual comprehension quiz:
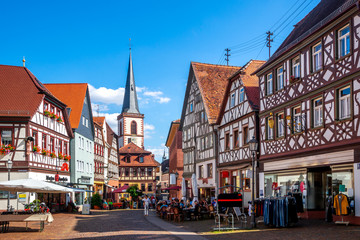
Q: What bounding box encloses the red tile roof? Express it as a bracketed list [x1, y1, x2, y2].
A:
[191, 62, 241, 124]
[93, 117, 105, 127]
[119, 143, 159, 167]
[217, 60, 265, 124]
[44, 83, 88, 128]
[118, 142, 151, 155]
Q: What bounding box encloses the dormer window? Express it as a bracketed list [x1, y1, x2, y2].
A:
[125, 156, 131, 163]
[139, 156, 144, 163]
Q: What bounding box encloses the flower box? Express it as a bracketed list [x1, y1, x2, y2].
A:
[33, 145, 41, 153]
[0, 144, 15, 155]
[58, 152, 64, 159]
[41, 149, 48, 156]
[64, 155, 71, 161]
[56, 116, 63, 123]
[50, 152, 56, 158]
[290, 75, 300, 83]
[49, 112, 56, 119]
[44, 110, 50, 116]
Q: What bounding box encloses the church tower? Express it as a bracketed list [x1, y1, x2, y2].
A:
[118, 48, 144, 148]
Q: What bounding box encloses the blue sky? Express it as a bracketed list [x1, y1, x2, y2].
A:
[0, 0, 320, 161]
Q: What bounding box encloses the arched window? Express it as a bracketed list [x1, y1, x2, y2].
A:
[119, 122, 123, 136]
[131, 121, 137, 135]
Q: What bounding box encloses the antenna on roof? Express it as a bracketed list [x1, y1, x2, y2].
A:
[225, 48, 231, 66]
[129, 38, 131, 50]
[266, 31, 274, 58]
[22, 56, 26, 67]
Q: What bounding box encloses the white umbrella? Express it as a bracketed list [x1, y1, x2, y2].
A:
[181, 177, 187, 201]
[0, 179, 73, 193]
[191, 173, 198, 203]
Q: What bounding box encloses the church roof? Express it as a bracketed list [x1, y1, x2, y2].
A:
[121, 50, 140, 114]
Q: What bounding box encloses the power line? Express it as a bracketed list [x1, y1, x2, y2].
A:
[269, 0, 303, 31]
[225, 48, 231, 66]
[229, 33, 266, 49]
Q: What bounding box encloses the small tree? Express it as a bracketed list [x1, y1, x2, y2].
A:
[91, 193, 102, 208]
[126, 184, 142, 202]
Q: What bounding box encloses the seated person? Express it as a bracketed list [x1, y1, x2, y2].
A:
[179, 200, 185, 209]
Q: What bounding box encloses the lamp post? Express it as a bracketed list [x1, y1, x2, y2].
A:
[248, 136, 258, 229]
[6, 159, 13, 212]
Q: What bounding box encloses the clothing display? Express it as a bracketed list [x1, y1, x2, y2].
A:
[289, 192, 304, 213]
[333, 193, 349, 216]
[256, 197, 298, 227]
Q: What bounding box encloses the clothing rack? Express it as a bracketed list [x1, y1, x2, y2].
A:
[334, 193, 350, 226]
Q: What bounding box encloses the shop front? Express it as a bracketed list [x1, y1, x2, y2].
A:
[259, 149, 360, 224]
[93, 181, 104, 199]
[219, 165, 252, 208]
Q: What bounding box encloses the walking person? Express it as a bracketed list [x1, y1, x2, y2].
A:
[142, 195, 151, 216]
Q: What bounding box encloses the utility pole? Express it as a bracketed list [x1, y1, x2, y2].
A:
[266, 31, 273, 58]
[225, 48, 231, 66]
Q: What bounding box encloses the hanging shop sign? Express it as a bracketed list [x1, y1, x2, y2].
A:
[78, 176, 91, 184]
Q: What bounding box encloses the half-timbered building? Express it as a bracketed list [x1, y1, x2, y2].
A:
[253, 0, 360, 222]
[45, 83, 95, 205]
[180, 62, 241, 199]
[217, 60, 264, 207]
[118, 142, 159, 197]
[93, 117, 106, 198]
[0, 65, 73, 210]
[104, 122, 119, 198]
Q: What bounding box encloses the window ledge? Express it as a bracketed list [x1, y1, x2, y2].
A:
[335, 53, 352, 63]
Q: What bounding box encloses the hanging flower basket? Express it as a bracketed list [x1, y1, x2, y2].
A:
[56, 116, 63, 123]
[0, 144, 15, 155]
[33, 145, 41, 153]
[50, 152, 56, 158]
[44, 110, 50, 116]
[41, 149, 48, 156]
[58, 152, 64, 159]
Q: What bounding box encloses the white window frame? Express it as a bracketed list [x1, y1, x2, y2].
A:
[277, 113, 284, 137]
[239, 87, 245, 102]
[230, 92, 236, 108]
[277, 67, 284, 90]
[338, 86, 351, 120]
[292, 56, 300, 79]
[312, 42, 322, 72]
[293, 106, 302, 133]
[338, 24, 350, 58]
[190, 102, 193, 113]
[313, 97, 323, 128]
[266, 73, 273, 95]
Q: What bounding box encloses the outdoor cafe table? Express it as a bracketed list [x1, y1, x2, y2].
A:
[0, 213, 51, 233]
[182, 208, 194, 220]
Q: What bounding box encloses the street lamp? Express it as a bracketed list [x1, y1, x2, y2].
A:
[6, 159, 13, 212]
[248, 136, 258, 229]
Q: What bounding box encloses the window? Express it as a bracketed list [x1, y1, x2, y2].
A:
[292, 56, 300, 79]
[199, 165, 204, 179]
[119, 122, 123, 136]
[243, 126, 249, 145]
[141, 184, 146, 192]
[139, 156, 144, 163]
[32, 130, 38, 147]
[312, 42, 322, 72]
[293, 106, 302, 133]
[190, 102, 193, 112]
[313, 97, 323, 127]
[230, 92, 236, 108]
[277, 67, 284, 90]
[207, 164, 213, 178]
[338, 86, 351, 120]
[86, 119, 89, 128]
[64, 142, 68, 155]
[239, 88, 245, 102]
[58, 140, 62, 154]
[266, 117, 273, 140]
[42, 134, 47, 149]
[147, 168, 153, 176]
[266, 73, 273, 95]
[82, 116, 85, 126]
[276, 113, 285, 137]
[1, 129, 12, 145]
[233, 130, 239, 148]
[141, 168, 145, 176]
[225, 133, 230, 150]
[128, 138, 131, 143]
[338, 24, 350, 58]
[125, 168, 129, 177]
[126, 156, 130, 163]
[131, 121, 137, 135]
[147, 184, 152, 192]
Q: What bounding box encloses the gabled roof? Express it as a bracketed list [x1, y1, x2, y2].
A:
[217, 60, 264, 124]
[165, 119, 180, 147]
[253, 0, 353, 75]
[93, 117, 105, 127]
[180, 62, 241, 128]
[105, 122, 117, 146]
[118, 142, 151, 155]
[0, 65, 51, 117]
[44, 83, 88, 128]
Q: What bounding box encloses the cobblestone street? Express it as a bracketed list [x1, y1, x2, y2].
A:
[2, 209, 360, 240]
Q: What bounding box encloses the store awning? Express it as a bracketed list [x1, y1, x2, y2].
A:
[113, 185, 129, 193]
[0, 179, 73, 193]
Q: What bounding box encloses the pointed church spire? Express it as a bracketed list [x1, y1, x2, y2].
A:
[122, 45, 140, 114]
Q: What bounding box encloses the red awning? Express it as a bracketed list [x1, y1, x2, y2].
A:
[113, 185, 129, 193]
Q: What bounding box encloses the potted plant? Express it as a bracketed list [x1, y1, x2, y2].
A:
[49, 112, 56, 119]
[41, 149, 48, 156]
[56, 116, 63, 123]
[50, 152, 56, 158]
[64, 154, 71, 161]
[58, 152, 64, 159]
[33, 145, 41, 153]
[0, 144, 15, 155]
[126, 185, 142, 209]
[44, 110, 50, 116]
[91, 193, 102, 210]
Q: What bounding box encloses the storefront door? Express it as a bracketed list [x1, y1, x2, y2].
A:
[307, 167, 331, 210]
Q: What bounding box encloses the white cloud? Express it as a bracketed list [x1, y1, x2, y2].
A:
[144, 123, 155, 139]
[92, 112, 120, 133]
[89, 84, 124, 105]
[144, 124, 155, 131]
[146, 144, 167, 162]
[143, 90, 171, 104]
[91, 103, 109, 112]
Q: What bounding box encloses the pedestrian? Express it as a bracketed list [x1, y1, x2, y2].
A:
[142, 195, 151, 216]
